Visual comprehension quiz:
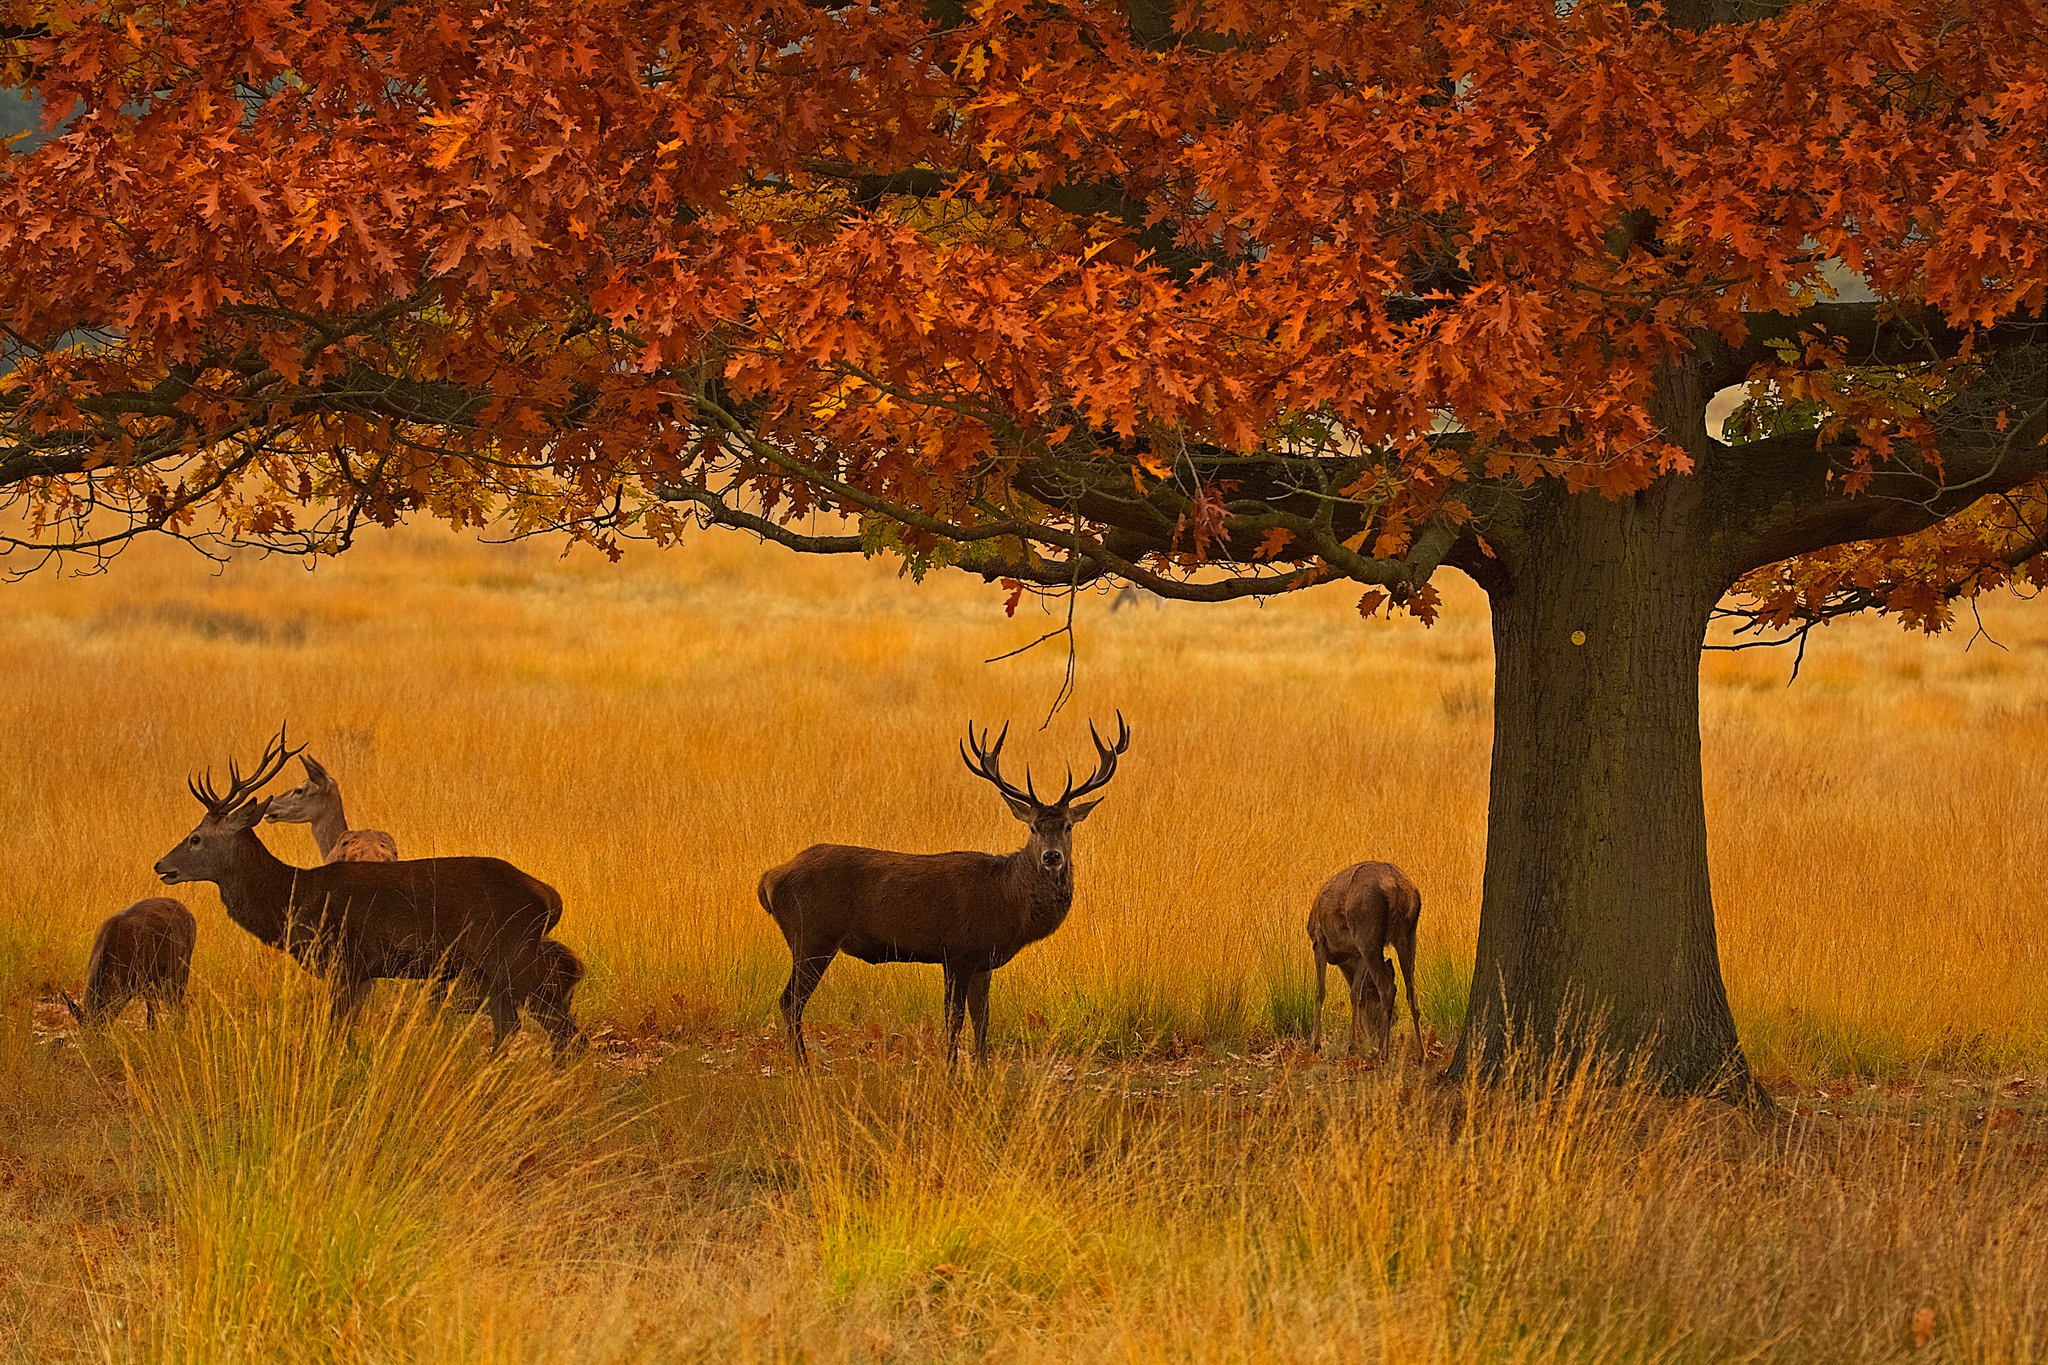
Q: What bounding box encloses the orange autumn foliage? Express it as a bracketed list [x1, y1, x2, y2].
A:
[0, 0, 2037, 614]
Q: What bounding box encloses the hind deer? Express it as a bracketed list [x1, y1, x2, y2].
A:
[758, 714, 1131, 1066]
[263, 755, 399, 863]
[153, 726, 582, 1055]
[57, 897, 197, 1028]
[1308, 861, 1424, 1062]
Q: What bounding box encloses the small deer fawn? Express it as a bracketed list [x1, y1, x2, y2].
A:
[1308, 861, 1423, 1061]
[759, 714, 1131, 1066]
[58, 897, 197, 1028]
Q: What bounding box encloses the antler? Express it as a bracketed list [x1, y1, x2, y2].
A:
[962, 713, 1133, 811]
[188, 724, 307, 815]
[960, 720, 1040, 808]
[1057, 711, 1132, 806]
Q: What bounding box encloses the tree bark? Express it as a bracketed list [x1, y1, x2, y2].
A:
[1451, 475, 1758, 1098]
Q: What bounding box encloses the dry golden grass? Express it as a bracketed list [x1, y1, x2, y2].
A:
[1, 525, 2045, 1361]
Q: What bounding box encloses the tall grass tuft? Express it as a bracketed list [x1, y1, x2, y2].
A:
[94, 981, 626, 1364]
[760, 1048, 2048, 1362]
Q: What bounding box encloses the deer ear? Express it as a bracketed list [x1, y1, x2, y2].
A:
[1067, 797, 1104, 823]
[1002, 794, 1037, 823]
[225, 797, 271, 831]
[301, 754, 331, 784]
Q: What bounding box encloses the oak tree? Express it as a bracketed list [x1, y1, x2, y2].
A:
[3, 0, 2043, 1091]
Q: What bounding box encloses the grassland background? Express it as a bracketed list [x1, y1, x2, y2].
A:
[3, 523, 2045, 1075]
[2, 525, 2046, 1363]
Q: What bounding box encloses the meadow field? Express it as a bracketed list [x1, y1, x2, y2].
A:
[2, 525, 2046, 1361]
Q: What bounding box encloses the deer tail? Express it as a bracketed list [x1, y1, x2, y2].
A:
[756, 871, 775, 916]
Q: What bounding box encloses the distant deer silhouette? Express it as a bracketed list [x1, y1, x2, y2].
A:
[1308, 861, 1423, 1061]
[58, 897, 196, 1028]
[1108, 585, 1164, 613]
[263, 755, 398, 863]
[153, 725, 580, 1054]
[758, 715, 1130, 1066]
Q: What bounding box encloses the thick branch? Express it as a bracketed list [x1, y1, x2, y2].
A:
[655, 467, 1329, 602]
[681, 396, 1388, 597]
[1706, 345, 2048, 574]
[1731, 304, 2047, 382]
[656, 479, 865, 554]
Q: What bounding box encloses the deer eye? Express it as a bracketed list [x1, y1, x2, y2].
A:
[187, 835, 200, 846]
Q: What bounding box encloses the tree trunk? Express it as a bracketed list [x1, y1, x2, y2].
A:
[1450, 478, 1758, 1098]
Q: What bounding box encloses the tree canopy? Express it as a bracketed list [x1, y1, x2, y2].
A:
[3, 0, 2044, 1089]
[1, 0, 2038, 594]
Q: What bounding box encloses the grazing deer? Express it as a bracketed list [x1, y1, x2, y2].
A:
[263, 755, 398, 863]
[153, 726, 580, 1054]
[57, 897, 197, 1028]
[759, 714, 1131, 1067]
[1308, 861, 1424, 1061]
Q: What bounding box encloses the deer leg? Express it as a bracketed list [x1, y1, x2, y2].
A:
[1370, 954, 1397, 1060]
[486, 988, 522, 1051]
[1336, 962, 1363, 1057]
[965, 970, 993, 1065]
[1310, 939, 1329, 1055]
[329, 977, 373, 1037]
[145, 995, 157, 1029]
[942, 967, 969, 1069]
[1393, 924, 1422, 1062]
[779, 950, 833, 1066]
[537, 994, 585, 1062]
[99, 987, 134, 1029]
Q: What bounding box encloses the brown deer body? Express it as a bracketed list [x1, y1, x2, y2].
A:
[759, 715, 1130, 1066]
[59, 897, 196, 1028]
[260, 752, 579, 1018]
[1308, 861, 1423, 1061]
[154, 728, 580, 1054]
[263, 755, 399, 863]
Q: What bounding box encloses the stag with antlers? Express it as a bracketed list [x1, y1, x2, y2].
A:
[154, 726, 583, 1054]
[758, 714, 1132, 1066]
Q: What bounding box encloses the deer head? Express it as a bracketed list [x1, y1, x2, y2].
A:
[960, 712, 1131, 873]
[262, 754, 338, 826]
[155, 725, 305, 885]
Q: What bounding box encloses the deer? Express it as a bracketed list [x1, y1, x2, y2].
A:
[758, 714, 1131, 1067]
[265, 751, 460, 1012]
[152, 725, 582, 1055]
[262, 754, 399, 863]
[56, 897, 197, 1028]
[1308, 861, 1424, 1062]
[261, 749, 583, 1034]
